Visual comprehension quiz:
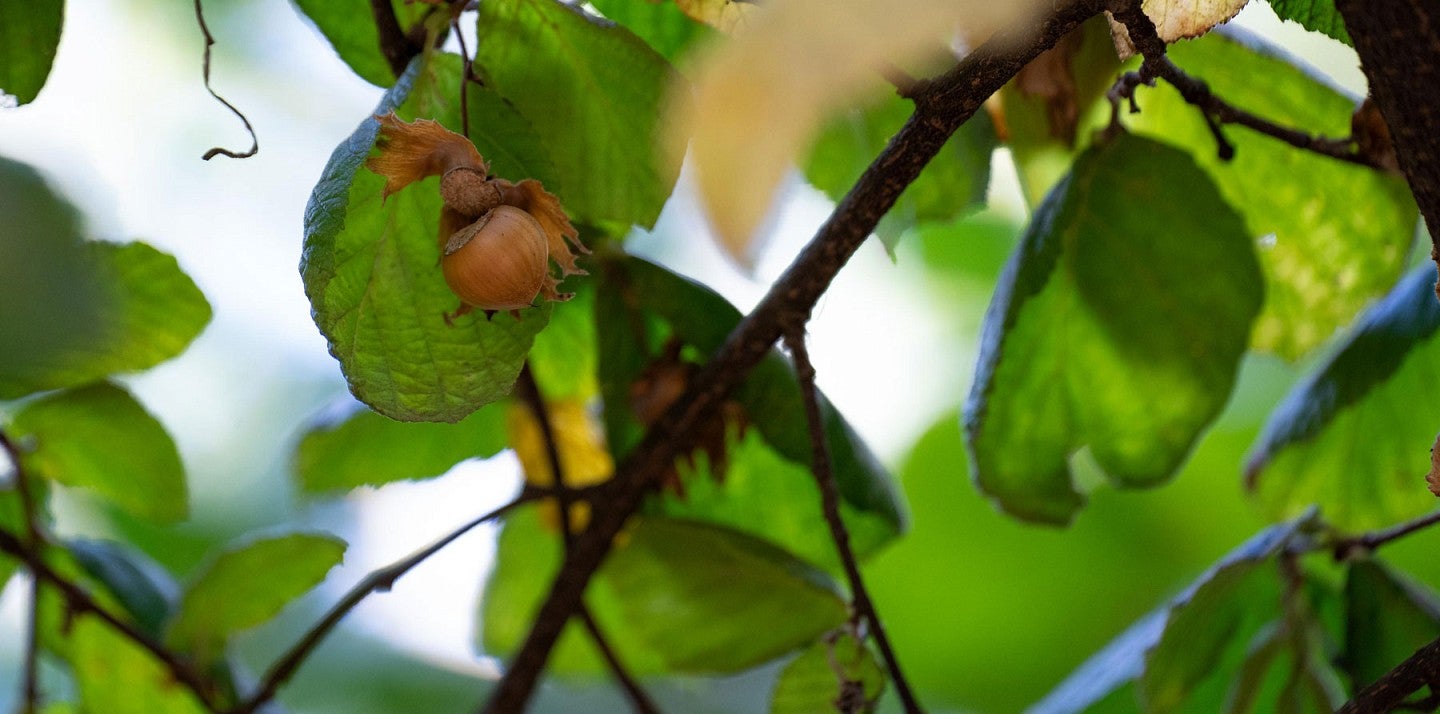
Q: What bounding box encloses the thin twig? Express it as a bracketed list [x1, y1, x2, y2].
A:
[1331, 510, 1440, 560]
[0, 527, 221, 711]
[1338, 636, 1440, 714]
[193, 0, 257, 160]
[229, 494, 533, 714]
[513, 364, 661, 714]
[1106, 0, 1377, 168]
[478, 2, 1112, 709]
[2, 432, 43, 714]
[782, 330, 921, 713]
[453, 14, 473, 140]
[370, 0, 418, 79]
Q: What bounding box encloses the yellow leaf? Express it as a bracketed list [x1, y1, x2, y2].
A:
[671, 0, 1041, 264]
[1145, 0, 1249, 41]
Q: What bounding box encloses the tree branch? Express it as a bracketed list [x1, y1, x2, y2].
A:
[0, 526, 221, 711]
[479, 1, 1112, 710]
[371, 0, 420, 79]
[1107, 1, 1377, 168]
[1339, 636, 1440, 714]
[1332, 0, 1440, 293]
[513, 364, 661, 714]
[229, 494, 533, 714]
[2, 431, 44, 714]
[782, 330, 919, 713]
[1331, 509, 1440, 560]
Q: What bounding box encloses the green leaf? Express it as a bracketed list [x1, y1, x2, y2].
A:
[964, 133, 1262, 525]
[474, 0, 682, 227]
[1031, 519, 1304, 714]
[594, 255, 905, 554]
[0, 240, 211, 400]
[302, 54, 555, 422]
[289, 0, 432, 87]
[1343, 558, 1440, 691]
[167, 532, 346, 664]
[294, 398, 507, 493]
[67, 538, 176, 639]
[1245, 266, 1440, 531]
[604, 517, 848, 672]
[526, 275, 599, 400]
[0, 0, 62, 104]
[67, 617, 210, 714]
[771, 633, 886, 714]
[0, 156, 106, 390]
[1266, 0, 1350, 45]
[10, 382, 188, 522]
[588, 0, 716, 64]
[1006, 27, 1414, 359]
[807, 96, 997, 252]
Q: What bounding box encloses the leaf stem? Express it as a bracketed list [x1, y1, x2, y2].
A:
[782, 330, 921, 713]
[193, 0, 258, 159]
[2, 431, 43, 714]
[229, 494, 533, 714]
[1330, 509, 1440, 560]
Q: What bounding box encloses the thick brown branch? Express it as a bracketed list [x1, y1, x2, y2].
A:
[782, 331, 919, 713]
[1333, 0, 1440, 291]
[0, 527, 221, 711]
[371, 0, 420, 79]
[479, 1, 1111, 710]
[230, 495, 532, 714]
[1339, 636, 1440, 714]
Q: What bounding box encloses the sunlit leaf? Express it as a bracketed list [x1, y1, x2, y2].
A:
[302, 55, 555, 422]
[676, 0, 1041, 261]
[1005, 27, 1416, 358]
[772, 633, 886, 714]
[1343, 558, 1440, 690]
[1141, 0, 1249, 42]
[0, 240, 211, 400]
[167, 532, 346, 664]
[525, 277, 599, 401]
[68, 617, 210, 714]
[10, 382, 188, 522]
[290, 0, 433, 87]
[474, 0, 681, 228]
[294, 398, 507, 493]
[604, 517, 848, 672]
[0, 0, 62, 105]
[1031, 520, 1302, 713]
[588, 0, 716, 64]
[965, 133, 1262, 525]
[807, 96, 997, 253]
[1266, 0, 1349, 45]
[1246, 266, 1440, 531]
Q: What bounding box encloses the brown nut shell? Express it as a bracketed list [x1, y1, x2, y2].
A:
[441, 205, 548, 311]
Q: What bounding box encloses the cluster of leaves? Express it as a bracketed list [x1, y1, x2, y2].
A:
[4, 0, 1440, 712]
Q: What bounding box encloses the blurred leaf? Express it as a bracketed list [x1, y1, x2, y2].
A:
[0, 241, 211, 400]
[526, 277, 599, 400]
[1266, 0, 1350, 45]
[168, 532, 346, 664]
[290, 0, 433, 87]
[302, 55, 554, 422]
[480, 504, 664, 675]
[1343, 558, 1440, 690]
[604, 517, 848, 672]
[0, 0, 62, 104]
[1007, 27, 1416, 358]
[0, 490, 20, 589]
[588, 0, 716, 64]
[806, 97, 997, 253]
[68, 538, 177, 639]
[10, 382, 188, 522]
[68, 617, 210, 714]
[0, 156, 105, 389]
[771, 633, 886, 714]
[474, 0, 681, 228]
[595, 255, 905, 547]
[294, 398, 507, 493]
[1031, 520, 1302, 713]
[507, 399, 613, 492]
[1246, 266, 1440, 531]
[964, 133, 1261, 525]
[675, 0, 1034, 260]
